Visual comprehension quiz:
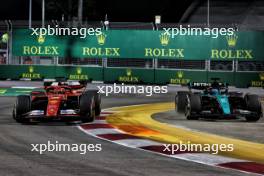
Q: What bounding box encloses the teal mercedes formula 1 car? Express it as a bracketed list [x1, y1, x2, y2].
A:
[175, 78, 262, 122]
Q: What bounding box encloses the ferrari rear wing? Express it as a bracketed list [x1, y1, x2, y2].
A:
[43, 78, 89, 88]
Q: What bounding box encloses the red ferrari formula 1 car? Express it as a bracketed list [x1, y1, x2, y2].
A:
[13, 80, 101, 123]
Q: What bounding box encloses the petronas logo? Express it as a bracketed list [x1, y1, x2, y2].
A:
[177, 71, 183, 79]
[37, 34, 45, 44]
[126, 68, 132, 76]
[160, 33, 170, 46]
[77, 67, 82, 75]
[97, 33, 107, 45]
[29, 66, 34, 73]
[226, 34, 238, 48]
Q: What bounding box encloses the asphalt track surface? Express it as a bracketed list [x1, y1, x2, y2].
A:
[0, 82, 263, 176]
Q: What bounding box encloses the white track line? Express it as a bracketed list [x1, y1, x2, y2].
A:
[114, 139, 162, 148]
[171, 153, 246, 165]
[84, 128, 124, 135]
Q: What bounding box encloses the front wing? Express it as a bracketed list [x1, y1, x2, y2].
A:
[191, 109, 260, 119]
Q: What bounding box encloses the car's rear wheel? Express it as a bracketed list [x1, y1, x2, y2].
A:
[80, 92, 96, 122]
[244, 94, 262, 122]
[13, 95, 31, 123]
[185, 94, 201, 120]
[93, 92, 101, 116]
[82, 90, 101, 116]
[175, 91, 188, 113]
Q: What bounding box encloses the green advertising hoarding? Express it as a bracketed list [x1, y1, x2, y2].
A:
[0, 65, 263, 88]
[12, 29, 264, 60]
[12, 29, 67, 57]
[0, 65, 103, 81]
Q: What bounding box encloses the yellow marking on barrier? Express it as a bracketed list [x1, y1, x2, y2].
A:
[106, 102, 264, 163]
[0, 89, 7, 94]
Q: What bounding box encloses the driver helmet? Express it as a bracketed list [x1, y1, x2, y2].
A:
[211, 89, 219, 95]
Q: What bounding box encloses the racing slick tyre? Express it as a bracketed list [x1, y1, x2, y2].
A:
[13, 95, 31, 123]
[84, 90, 101, 116]
[93, 92, 101, 116]
[185, 94, 201, 120]
[244, 94, 262, 122]
[80, 92, 96, 122]
[175, 91, 189, 113]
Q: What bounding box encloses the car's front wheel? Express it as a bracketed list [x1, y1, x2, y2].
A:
[175, 91, 188, 113]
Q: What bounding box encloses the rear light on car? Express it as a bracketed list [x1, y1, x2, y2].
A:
[49, 108, 55, 113]
[49, 100, 58, 105]
[47, 108, 56, 116]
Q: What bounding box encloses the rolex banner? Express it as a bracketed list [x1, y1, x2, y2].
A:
[12, 29, 264, 60]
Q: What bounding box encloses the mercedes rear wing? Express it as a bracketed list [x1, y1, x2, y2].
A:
[188, 82, 228, 90]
